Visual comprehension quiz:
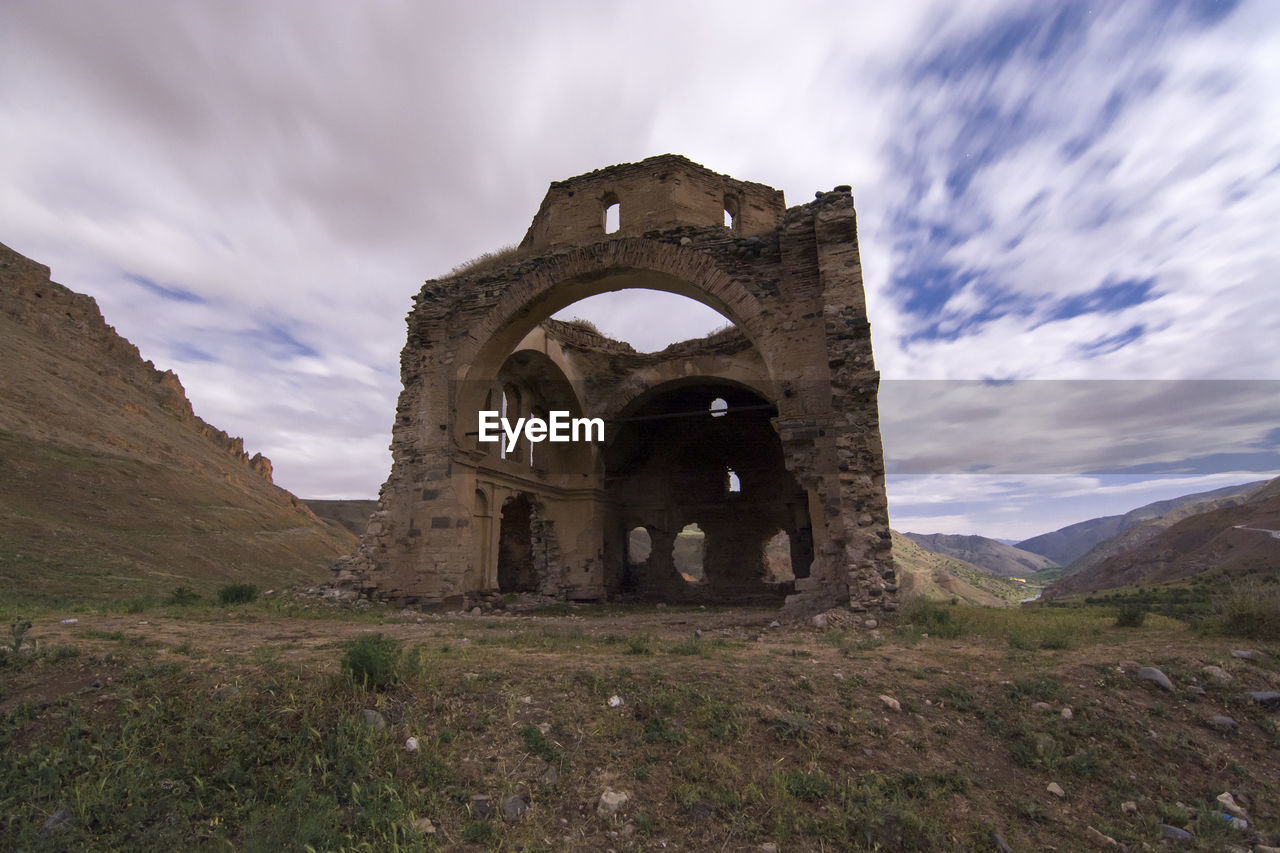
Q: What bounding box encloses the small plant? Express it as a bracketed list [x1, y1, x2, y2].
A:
[779, 769, 833, 802]
[169, 586, 201, 605]
[9, 618, 32, 654]
[341, 633, 402, 690]
[1115, 602, 1147, 628]
[519, 725, 559, 762]
[217, 583, 258, 605]
[625, 634, 654, 655]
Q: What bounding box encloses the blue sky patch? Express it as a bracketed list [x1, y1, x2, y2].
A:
[1046, 278, 1159, 323]
[1079, 324, 1146, 357]
[240, 323, 320, 360]
[170, 342, 217, 363]
[124, 272, 206, 304]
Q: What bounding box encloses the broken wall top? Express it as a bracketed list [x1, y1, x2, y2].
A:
[520, 154, 785, 250]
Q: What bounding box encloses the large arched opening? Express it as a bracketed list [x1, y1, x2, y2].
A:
[453, 240, 789, 430]
[603, 379, 814, 604]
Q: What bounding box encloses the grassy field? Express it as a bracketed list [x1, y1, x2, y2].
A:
[2, 593, 1278, 851]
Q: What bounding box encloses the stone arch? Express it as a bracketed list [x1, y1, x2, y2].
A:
[455, 240, 784, 418]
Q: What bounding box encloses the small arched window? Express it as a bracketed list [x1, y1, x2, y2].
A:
[723, 194, 739, 231]
[602, 192, 620, 234]
[627, 526, 651, 565]
[709, 397, 728, 418]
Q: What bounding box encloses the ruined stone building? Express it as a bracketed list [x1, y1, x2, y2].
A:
[337, 155, 894, 612]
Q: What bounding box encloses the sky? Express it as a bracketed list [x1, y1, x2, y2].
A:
[2, 0, 1278, 541]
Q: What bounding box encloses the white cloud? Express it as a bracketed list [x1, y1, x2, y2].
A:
[1, 0, 1276, 541]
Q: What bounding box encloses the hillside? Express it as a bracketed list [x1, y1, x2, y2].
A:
[1016, 481, 1265, 565]
[902, 532, 1057, 577]
[1062, 485, 1263, 579]
[305, 499, 378, 537]
[0, 242, 355, 602]
[891, 531, 1038, 606]
[1045, 475, 1280, 597]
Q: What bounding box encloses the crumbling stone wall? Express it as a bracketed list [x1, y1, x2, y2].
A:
[336, 155, 894, 613]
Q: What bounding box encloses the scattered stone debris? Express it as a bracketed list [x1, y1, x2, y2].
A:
[1246, 691, 1280, 708]
[1202, 664, 1232, 684]
[1208, 715, 1239, 734]
[879, 695, 901, 712]
[597, 788, 630, 818]
[1231, 649, 1265, 661]
[1137, 666, 1174, 691]
[607, 695, 624, 708]
[1121, 801, 1138, 813]
[539, 762, 559, 786]
[810, 613, 829, 629]
[360, 709, 386, 731]
[501, 795, 527, 824]
[1085, 825, 1119, 847]
[1032, 701, 1053, 712]
[410, 816, 435, 835]
[1060, 707, 1073, 720]
[1046, 782, 1065, 798]
[404, 736, 419, 752]
[471, 794, 495, 820]
[1159, 823, 1193, 842]
[1216, 791, 1248, 819]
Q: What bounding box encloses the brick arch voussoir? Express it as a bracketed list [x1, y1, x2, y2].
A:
[460, 240, 778, 383]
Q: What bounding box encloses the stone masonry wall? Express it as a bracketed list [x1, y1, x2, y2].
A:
[336, 156, 894, 614]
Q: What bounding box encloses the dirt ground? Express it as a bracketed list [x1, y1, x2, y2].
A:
[6, 602, 1280, 851]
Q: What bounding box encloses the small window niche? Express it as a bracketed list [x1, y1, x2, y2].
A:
[709, 396, 728, 418]
[723, 194, 739, 232]
[627, 526, 651, 565]
[726, 467, 741, 494]
[602, 192, 620, 234]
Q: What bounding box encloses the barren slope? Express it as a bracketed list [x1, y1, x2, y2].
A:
[891, 531, 1037, 605]
[903, 531, 1057, 577]
[0, 243, 354, 601]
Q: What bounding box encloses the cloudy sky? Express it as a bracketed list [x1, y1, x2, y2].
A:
[2, 0, 1277, 540]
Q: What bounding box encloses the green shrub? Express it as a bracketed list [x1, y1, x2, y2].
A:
[1114, 602, 1147, 628]
[342, 633, 402, 690]
[9, 618, 32, 654]
[169, 586, 201, 605]
[625, 634, 654, 655]
[899, 598, 969, 638]
[518, 724, 559, 762]
[217, 583, 258, 605]
[1214, 583, 1280, 640]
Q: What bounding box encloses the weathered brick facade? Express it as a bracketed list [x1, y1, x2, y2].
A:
[336, 155, 894, 613]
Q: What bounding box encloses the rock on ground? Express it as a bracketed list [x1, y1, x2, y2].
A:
[1137, 666, 1174, 691]
[597, 787, 630, 818]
